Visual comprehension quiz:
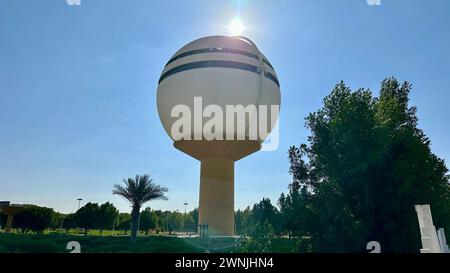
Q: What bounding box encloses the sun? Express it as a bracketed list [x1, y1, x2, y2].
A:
[227, 17, 245, 36]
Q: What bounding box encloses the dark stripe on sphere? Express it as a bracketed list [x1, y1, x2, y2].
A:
[165, 47, 275, 70]
[264, 71, 280, 88]
[158, 60, 280, 87]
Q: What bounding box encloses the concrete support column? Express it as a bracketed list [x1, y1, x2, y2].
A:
[174, 140, 260, 237]
[198, 158, 234, 236]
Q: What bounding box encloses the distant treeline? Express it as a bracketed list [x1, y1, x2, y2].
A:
[0, 203, 198, 235]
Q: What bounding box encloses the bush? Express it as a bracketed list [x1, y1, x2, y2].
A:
[235, 220, 274, 253]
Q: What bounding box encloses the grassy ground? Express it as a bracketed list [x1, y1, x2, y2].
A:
[46, 228, 145, 236]
[0, 233, 297, 253]
[0, 233, 203, 253]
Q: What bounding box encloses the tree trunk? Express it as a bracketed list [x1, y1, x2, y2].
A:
[130, 206, 140, 241]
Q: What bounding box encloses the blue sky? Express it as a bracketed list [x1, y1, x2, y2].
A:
[1, 0, 449, 214]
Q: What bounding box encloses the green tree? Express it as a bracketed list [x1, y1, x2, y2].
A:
[190, 208, 198, 230]
[13, 205, 54, 233]
[303, 181, 365, 252]
[50, 212, 65, 231]
[166, 211, 183, 233]
[117, 213, 131, 235]
[74, 202, 99, 235]
[252, 198, 280, 234]
[277, 145, 315, 238]
[152, 210, 165, 232]
[182, 213, 196, 233]
[278, 186, 311, 238]
[62, 213, 76, 233]
[181, 208, 198, 233]
[282, 78, 450, 252]
[97, 202, 119, 235]
[236, 219, 274, 253]
[235, 209, 245, 235]
[113, 174, 168, 241]
[140, 207, 157, 234]
[235, 206, 252, 235]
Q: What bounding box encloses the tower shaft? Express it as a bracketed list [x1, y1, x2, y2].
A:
[199, 158, 234, 236]
[174, 140, 260, 236]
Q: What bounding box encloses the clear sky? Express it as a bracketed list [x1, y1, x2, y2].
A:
[1, 0, 449, 214]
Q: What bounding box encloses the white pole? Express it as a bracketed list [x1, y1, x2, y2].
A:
[59, 216, 65, 235]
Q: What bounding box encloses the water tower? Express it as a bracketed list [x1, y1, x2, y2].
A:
[156, 36, 280, 236]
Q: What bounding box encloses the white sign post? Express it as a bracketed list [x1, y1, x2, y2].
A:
[437, 228, 450, 253]
[415, 204, 449, 253]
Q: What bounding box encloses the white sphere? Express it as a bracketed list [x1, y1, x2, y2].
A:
[157, 36, 281, 142]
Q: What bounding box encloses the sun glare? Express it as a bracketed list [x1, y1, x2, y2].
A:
[227, 17, 245, 36]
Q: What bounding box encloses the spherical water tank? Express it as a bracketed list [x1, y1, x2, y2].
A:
[157, 36, 280, 142]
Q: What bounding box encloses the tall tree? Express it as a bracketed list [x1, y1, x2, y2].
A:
[281, 78, 450, 252]
[50, 212, 65, 231]
[74, 202, 99, 235]
[117, 213, 131, 235]
[113, 174, 168, 241]
[235, 206, 252, 235]
[140, 207, 157, 234]
[97, 202, 119, 235]
[252, 198, 280, 234]
[62, 213, 76, 233]
[182, 213, 196, 233]
[183, 208, 198, 233]
[167, 211, 184, 233]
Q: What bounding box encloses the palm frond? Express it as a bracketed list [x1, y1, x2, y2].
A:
[112, 173, 168, 208]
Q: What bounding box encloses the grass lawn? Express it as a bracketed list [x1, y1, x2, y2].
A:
[0, 233, 203, 253]
[0, 233, 297, 253]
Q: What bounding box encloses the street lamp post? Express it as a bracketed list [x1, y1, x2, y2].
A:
[59, 216, 65, 235]
[183, 203, 188, 236]
[77, 198, 83, 210]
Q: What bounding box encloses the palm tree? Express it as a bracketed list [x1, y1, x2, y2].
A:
[113, 174, 168, 241]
